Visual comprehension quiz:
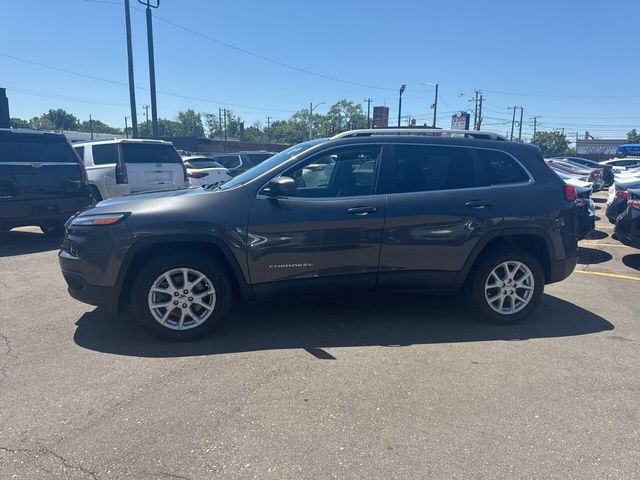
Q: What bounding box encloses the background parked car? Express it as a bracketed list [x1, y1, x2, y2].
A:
[600, 158, 640, 172]
[1, 128, 92, 236]
[545, 158, 604, 191]
[208, 151, 276, 176]
[550, 156, 614, 186]
[606, 177, 640, 223]
[551, 170, 595, 240]
[613, 188, 640, 248]
[73, 139, 188, 200]
[182, 156, 232, 187]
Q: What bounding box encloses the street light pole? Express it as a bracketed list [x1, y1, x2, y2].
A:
[432, 83, 438, 128]
[124, 0, 138, 138]
[364, 98, 372, 128]
[139, 0, 160, 138]
[398, 84, 406, 127]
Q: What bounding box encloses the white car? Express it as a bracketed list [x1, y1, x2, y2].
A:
[182, 156, 232, 187]
[600, 158, 640, 172]
[73, 139, 188, 200]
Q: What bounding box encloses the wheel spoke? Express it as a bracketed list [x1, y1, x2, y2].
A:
[194, 299, 214, 311]
[164, 274, 177, 291]
[188, 275, 205, 290]
[177, 309, 187, 330]
[152, 300, 175, 308]
[160, 307, 174, 325]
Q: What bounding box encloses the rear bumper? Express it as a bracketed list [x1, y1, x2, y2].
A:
[615, 230, 640, 249]
[548, 252, 578, 284]
[0, 196, 91, 229]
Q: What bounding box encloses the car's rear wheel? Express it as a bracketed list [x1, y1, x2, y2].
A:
[131, 253, 232, 341]
[469, 249, 544, 324]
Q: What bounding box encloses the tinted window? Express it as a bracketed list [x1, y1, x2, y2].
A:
[92, 144, 118, 165]
[185, 159, 224, 169]
[246, 153, 272, 165]
[0, 134, 76, 163]
[120, 143, 182, 164]
[73, 146, 85, 161]
[391, 145, 474, 193]
[476, 149, 529, 185]
[214, 155, 242, 169]
[285, 147, 380, 198]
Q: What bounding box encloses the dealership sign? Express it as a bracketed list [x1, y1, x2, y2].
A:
[451, 112, 470, 130]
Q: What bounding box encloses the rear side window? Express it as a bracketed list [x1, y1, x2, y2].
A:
[391, 145, 474, 193]
[246, 153, 272, 165]
[92, 144, 119, 165]
[120, 143, 182, 164]
[214, 155, 242, 169]
[0, 134, 76, 163]
[476, 149, 530, 185]
[73, 146, 85, 161]
[185, 159, 223, 169]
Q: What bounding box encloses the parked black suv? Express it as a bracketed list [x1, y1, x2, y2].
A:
[1, 129, 92, 236]
[59, 129, 578, 340]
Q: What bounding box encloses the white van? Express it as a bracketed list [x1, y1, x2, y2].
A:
[72, 139, 189, 200]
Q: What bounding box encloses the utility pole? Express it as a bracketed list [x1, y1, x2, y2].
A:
[476, 94, 483, 130]
[432, 83, 439, 128]
[124, 0, 138, 138]
[473, 90, 479, 130]
[139, 0, 160, 138]
[223, 108, 228, 152]
[89, 114, 94, 140]
[143, 105, 150, 125]
[509, 106, 517, 141]
[218, 108, 223, 145]
[364, 98, 372, 128]
[518, 107, 524, 142]
[398, 84, 406, 127]
[308, 102, 325, 139]
[124, 116, 129, 138]
[266, 116, 271, 142]
[530, 115, 540, 137]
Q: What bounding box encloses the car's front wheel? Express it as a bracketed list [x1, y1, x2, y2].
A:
[131, 253, 232, 341]
[469, 249, 544, 324]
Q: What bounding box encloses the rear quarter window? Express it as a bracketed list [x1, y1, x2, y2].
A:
[0, 134, 76, 163]
[475, 149, 530, 185]
[120, 143, 182, 164]
[92, 144, 119, 165]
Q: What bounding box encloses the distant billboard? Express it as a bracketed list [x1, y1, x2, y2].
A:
[451, 111, 470, 130]
[372, 106, 389, 128]
[576, 140, 625, 155]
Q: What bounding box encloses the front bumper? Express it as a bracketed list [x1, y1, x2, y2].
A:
[59, 254, 119, 309]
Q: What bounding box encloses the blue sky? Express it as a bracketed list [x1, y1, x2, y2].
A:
[1, 0, 639, 141]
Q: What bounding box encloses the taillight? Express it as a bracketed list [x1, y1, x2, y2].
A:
[615, 189, 629, 200]
[187, 171, 208, 179]
[181, 162, 189, 183]
[116, 162, 128, 184]
[564, 185, 577, 202]
[628, 199, 640, 210]
[589, 171, 598, 180]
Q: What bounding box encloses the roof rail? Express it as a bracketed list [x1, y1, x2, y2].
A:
[330, 128, 507, 141]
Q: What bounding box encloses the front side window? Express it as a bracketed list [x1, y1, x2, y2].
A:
[390, 145, 474, 193]
[283, 147, 380, 198]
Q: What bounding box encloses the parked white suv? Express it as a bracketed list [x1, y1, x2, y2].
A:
[72, 139, 188, 200]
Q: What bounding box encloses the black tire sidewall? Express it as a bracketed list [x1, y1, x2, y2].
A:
[41, 222, 66, 237]
[132, 253, 231, 341]
[470, 249, 544, 324]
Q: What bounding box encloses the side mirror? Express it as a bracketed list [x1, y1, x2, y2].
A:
[265, 176, 297, 198]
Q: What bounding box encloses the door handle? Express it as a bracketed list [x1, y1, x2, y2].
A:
[465, 200, 495, 209]
[347, 206, 378, 215]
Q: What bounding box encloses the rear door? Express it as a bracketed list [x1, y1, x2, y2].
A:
[378, 143, 503, 289]
[120, 142, 186, 192]
[0, 132, 85, 201]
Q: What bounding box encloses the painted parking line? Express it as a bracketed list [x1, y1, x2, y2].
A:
[580, 242, 633, 248]
[575, 269, 640, 282]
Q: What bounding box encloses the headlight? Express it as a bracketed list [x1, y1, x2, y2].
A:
[70, 213, 129, 226]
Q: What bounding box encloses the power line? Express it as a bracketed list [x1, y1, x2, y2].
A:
[483, 89, 640, 99]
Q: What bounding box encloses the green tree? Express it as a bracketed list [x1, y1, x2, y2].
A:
[29, 115, 55, 131]
[627, 129, 640, 143]
[320, 99, 368, 135]
[43, 109, 79, 130]
[10, 117, 30, 129]
[177, 109, 204, 137]
[79, 119, 122, 135]
[530, 131, 570, 156]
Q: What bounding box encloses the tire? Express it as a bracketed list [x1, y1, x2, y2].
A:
[469, 248, 544, 325]
[131, 252, 232, 341]
[40, 222, 66, 238]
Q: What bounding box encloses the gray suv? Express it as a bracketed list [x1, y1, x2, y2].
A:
[59, 129, 578, 341]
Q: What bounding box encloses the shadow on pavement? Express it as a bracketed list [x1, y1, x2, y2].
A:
[577, 247, 613, 265]
[585, 230, 608, 240]
[73, 292, 614, 359]
[0, 230, 61, 257]
[622, 254, 640, 271]
[593, 197, 607, 204]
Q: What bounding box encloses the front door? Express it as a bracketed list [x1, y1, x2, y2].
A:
[247, 145, 385, 294]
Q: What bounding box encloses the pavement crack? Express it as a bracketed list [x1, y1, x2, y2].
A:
[0, 445, 100, 479]
[0, 331, 12, 357]
[142, 472, 193, 480]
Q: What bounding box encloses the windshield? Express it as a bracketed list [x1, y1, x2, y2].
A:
[212, 139, 327, 191]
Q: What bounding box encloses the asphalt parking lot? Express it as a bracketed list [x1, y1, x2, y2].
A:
[1, 192, 639, 479]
